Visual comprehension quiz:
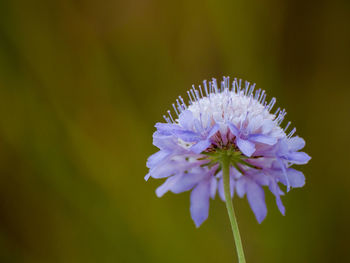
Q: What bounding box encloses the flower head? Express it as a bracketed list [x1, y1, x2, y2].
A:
[146, 77, 311, 227]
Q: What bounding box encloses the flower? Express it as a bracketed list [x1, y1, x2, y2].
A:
[145, 77, 311, 227]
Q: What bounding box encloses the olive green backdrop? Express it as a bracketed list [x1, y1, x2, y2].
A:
[0, 0, 349, 262]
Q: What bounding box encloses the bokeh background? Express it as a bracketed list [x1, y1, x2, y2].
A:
[0, 0, 349, 262]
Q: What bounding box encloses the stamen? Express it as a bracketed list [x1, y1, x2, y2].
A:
[163, 115, 171, 123]
[245, 81, 250, 95]
[179, 96, 187, 109]
[187, 91, 193, 104]
[266, 97, 276, 112]
[198, 85, 204, 98]
[248, 83, 256, 96]
[172, 103, 179, 117]
[220, 80, 225, 92]
[274, 107, 281, 116]
[176, 99, 184, 112]
[284, 121, 291, 132]
[190, 88, 197, 102]
[212, 78, 219, 93]
[167, 110, 175, 123]
[259, 90, 265, 103]
[287, 127, 296, 138]
[226, 76, 230, 91]
[254, 88, 261, 100]
[203, 80, 209, 96]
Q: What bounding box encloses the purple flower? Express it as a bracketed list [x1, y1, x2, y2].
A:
[146, 77, 311, 227]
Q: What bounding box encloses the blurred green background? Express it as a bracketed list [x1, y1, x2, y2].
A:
[0, 0, 349, 262]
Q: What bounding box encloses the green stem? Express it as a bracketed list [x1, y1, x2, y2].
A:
[221, 155, 246, 263]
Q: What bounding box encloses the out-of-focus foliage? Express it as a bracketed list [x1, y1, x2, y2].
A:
[0, 0, 349, 262]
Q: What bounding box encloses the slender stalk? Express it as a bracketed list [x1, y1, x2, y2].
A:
[221, 154, 246, 263]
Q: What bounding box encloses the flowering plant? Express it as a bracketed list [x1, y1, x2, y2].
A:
[145, 77, 310, 262]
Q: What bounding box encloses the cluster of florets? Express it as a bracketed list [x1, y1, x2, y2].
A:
[145, 77, 310, 227]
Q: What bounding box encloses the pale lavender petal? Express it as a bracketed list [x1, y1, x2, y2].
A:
[210, 177, 217, 199]
[261, 119, 274, 134]
[156, 175, 182, 197]
[218, 177, 225, 201]
[249, 134, 277, 145]
[285, 152, 311, 164]
[236, 137, 256, 157]
[190, 181, 211, 227]
[286, 168, 305, 188]
[179, 110, 194, 130]
[144, 173, 151, 181]
[170, 173, 206, 194]
[287, 136, 306, 151]
[175, 130, 201, 142]
[268, 179, 285, 215]
[235, 177, 246, 198]
[228, 123, 240, 136]
[146, 150, 169, 168]
[217, 175, 234, 201]
[191, 139, 211, 154]
[208, 124, 220, 138]
[246, 180, 267, 223]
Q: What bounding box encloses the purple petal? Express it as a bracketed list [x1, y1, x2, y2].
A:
[246, 180, 267, 223]
[190, 181, 211, 227]
[179, 110, 194, 130]
[218, 175, 234, 201]
[287, 136, 306, 151]
[146, 150, 169, 169]
[170, 173, 206, 194]
[155, 123, 181, 135]
[210, 177, 217, 199]
[286, 168, 305, 188]
[284, 152, 311, 164]
[156, 175, 182, 197]
[175, 130, 201, 142]
[235, 177, 246, 198]
[278, 158, 290, 192]
[228, 123, 240, 136]
[249, 134, 277, 145]
[261, 120, 274, 134]
[268, 179, 285, 215]
[190, 139, 211, 154]
[144, 173, 151, 181]
[207, 124, 220, 138]
[236, 138, 256, 157]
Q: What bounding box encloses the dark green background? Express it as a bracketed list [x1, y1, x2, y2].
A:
[0, 0, 349, 262]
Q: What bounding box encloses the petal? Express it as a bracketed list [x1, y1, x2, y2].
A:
[176, 130, 201, 142]
[236, 138, 256, 157]
[285, 152, 311, 164]
[218, 175, 234, 201]
[268, 179, 285, 215]
[155, 123, 181, 135]
[235, 177, 246, 198]
[261, 119, 275, 134]
[287, 136, 306, 151]
[190, 181, 211, 227]
[207, 123, 220, 138]
[190, 139, 211, 154]
[144, 173, 151, 181]
[156, 175, 182, 197]
[179, 110, 194, 130]
[170, 172, 206, 194]
[246, 180, 267, 223]
[249, 134, 277, 145]
[247, 115, 264, 132]
[286, 168, 305, 188]
[146, 150, 169, 169]
[228, 123, 240, 136]
[210, 177, 217, 199]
